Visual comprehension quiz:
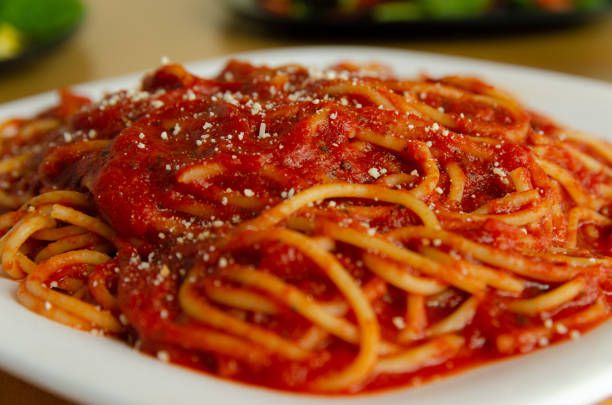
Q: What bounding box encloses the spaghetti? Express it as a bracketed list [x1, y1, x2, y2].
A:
[0, 60, 610, 393]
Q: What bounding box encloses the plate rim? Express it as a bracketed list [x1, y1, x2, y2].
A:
[0, 46, 611, 405]
[2, 45, 612, 110]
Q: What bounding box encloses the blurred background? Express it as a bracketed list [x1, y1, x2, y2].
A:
[0, 0, 611, 105]
[0, 0, 611, 403]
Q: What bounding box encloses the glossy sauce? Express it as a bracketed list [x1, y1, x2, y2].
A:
[13, 61, 610, 393]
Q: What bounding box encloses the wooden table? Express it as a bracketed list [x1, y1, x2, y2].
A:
[0, 1, 611, 403]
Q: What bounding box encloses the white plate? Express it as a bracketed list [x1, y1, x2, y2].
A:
[0, 46, 611, 405]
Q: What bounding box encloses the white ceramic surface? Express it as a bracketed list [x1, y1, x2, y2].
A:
[0, 47, 610, 405]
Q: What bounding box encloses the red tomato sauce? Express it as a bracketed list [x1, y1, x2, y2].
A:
[11, 60, 609, 394]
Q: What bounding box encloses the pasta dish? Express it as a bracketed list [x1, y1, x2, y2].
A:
[0, 60, 610, 393]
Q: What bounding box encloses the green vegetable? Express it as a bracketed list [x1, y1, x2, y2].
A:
[573, 0, 608, 10]
[0, 0, 83, 41]
[511, 0, 608, 10]
[420, 0, 492, 18]
[373, 2, 423, 22]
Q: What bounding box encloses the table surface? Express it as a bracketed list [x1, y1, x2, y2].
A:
[1, 0, 612, 403]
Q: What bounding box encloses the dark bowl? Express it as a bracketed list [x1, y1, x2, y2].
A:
[229, 1, 611, 36]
